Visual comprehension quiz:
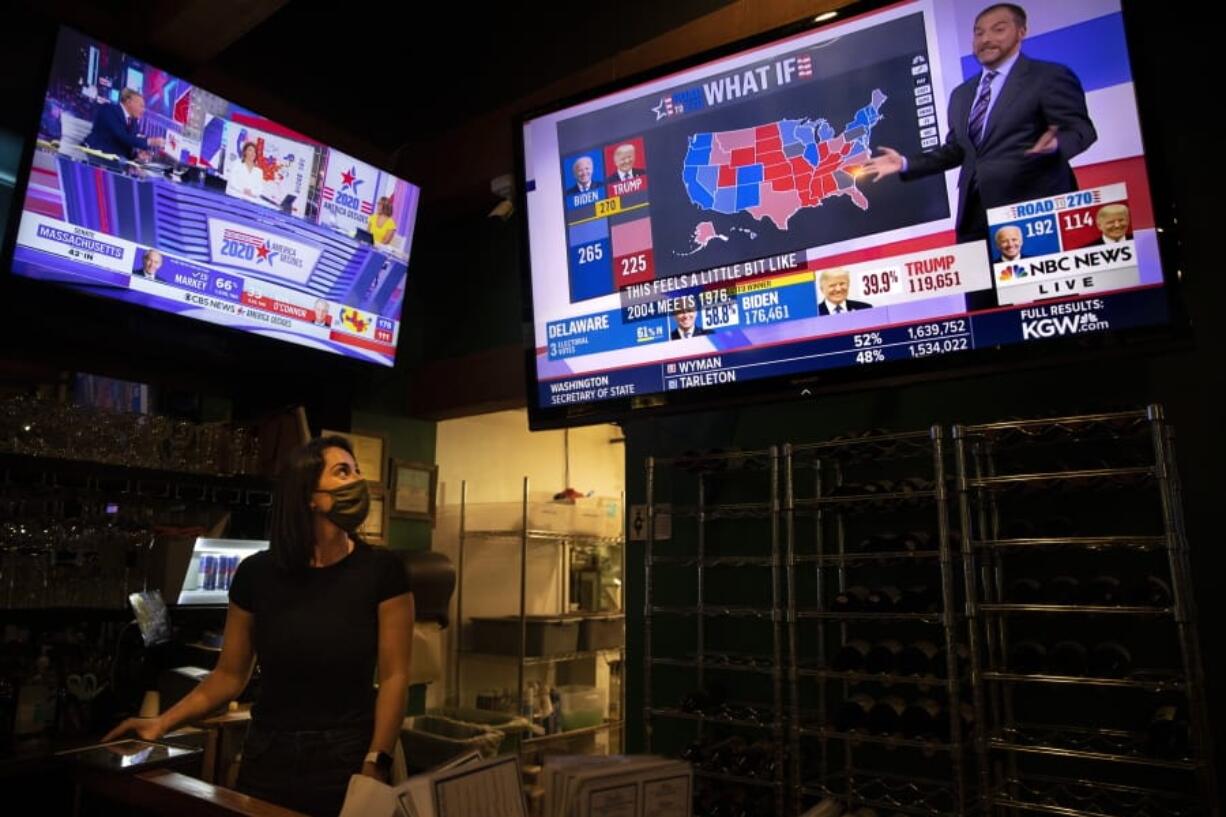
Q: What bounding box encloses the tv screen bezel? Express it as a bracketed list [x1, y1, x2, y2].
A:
[0, 24, 420, 375]
[515, 0, 1192, 430]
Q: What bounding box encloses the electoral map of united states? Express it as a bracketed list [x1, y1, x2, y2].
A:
[682, 89, 887, 232]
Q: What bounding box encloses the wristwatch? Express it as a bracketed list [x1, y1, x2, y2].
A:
[365, 750, 393, 777]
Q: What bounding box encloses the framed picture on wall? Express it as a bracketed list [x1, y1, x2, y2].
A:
[390, 460, 438, 522]
[322, 429, 387, 484]
[358, 485, 389, 545]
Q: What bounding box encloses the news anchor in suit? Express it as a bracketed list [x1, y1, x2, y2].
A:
[817, 269, 872, 315]
[862, 4, 1097, 243]
[82, 88, 164, 159]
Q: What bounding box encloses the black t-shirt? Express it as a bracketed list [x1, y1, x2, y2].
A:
[229, 544, 410, 729]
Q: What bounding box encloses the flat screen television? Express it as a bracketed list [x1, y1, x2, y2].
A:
[8, 27, 419, 367]
[518, 0, 1183, 427]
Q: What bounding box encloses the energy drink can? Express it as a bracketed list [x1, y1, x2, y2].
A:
[202, 554, 218, 591]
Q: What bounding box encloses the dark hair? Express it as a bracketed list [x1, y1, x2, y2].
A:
[267, 435, 362, 570]
[975, 3, 1027, 27]
[241, 141, 258, 159]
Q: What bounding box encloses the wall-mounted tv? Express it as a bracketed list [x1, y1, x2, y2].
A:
[9, 27, 419, 367]
[519, 0, 1181, 427]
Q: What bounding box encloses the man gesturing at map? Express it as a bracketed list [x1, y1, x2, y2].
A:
[861, 3, 1096, 243]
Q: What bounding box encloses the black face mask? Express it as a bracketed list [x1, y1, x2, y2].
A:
[316, 480, 370, 533]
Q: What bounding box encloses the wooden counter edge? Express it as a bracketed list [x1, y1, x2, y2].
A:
[75, 765, 307, 817]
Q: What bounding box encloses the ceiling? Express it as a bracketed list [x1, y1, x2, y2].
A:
[211, 0, 738, 153]
[3, 0, 735, 152]
[0, 0, 747, 220]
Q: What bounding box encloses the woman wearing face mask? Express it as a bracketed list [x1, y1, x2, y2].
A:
[104, 436, 414, 816]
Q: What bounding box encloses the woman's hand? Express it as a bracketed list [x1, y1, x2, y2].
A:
[102, 716, 166, 742]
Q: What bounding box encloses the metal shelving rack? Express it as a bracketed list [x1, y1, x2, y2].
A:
[785, 428, 970, 817]
[954, 406, 1218, 817]
[453, 478, 626, 757]
[644, 447, 786, 816]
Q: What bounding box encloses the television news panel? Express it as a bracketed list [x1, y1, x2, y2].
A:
[11, 27, 420, 367]
[520, 0, 1176, 426]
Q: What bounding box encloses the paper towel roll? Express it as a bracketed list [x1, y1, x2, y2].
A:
[409, 622, 443, 685]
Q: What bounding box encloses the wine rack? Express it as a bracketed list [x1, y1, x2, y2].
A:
[954, 406, 1217, 817]
[636, 407, 1215, 816]
[785, 429, 971, 817]
[644, 447, 786, 817]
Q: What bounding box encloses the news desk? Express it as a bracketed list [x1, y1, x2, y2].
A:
[53, 153, 405, 316]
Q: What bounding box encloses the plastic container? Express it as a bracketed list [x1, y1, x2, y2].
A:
[401, 714, 504, 770]
[470, 616, 580, 656]
[460, 501, 573, 533]
[425, 707, 533, 754]
[556, 685, 603, 731]
[575, 614, 625, 651]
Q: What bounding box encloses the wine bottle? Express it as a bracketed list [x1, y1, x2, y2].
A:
[1129, 575, 1173, 608]
[866, 585, 901, 611]
[1146, 701, 1190, 759]
[900, 697, 943, 738]
[731, 743, 757, 778]
[735, 740, 775, 779]
[709, 735, 747, 774]
[856, 531, 932, 553]
[694, 783, 719, 817]
[929, 701, 976, 742]
[1047, 575, 1082, 605]
[899, 584, 937, 613]
[856, 533, 894, 552]
[680, 682, 726, 713]
[1050, 640, 1088, 676]
[1041, 516, 1076, 537]
[833, 693, 875, 731]
[1084, 575, 1123, 605]
[1007, 578, 1043, 604]
[680, 691, 706, 713]
[832, 585, 870, 612]
[681, 741, 705, 763]
[806, 797, 846, 817]
[897, 640, 939, 677]
[1089, 641, 1132, 678]
[896, 477, 932, 494]
[868, 479, 897, 495]
[1008, 640, 1048, 675]
[867, 695, 907, 734]
[865, 639, 903, 674]
[832, 639, 872, 672]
